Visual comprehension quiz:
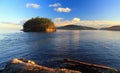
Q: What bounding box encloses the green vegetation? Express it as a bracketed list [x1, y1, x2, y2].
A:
[23, 17, 56, 32]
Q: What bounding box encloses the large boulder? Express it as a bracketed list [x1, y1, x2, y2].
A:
[23, 17, 56, 32]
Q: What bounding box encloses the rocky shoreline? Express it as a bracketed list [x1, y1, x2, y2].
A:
[1, 58, 81, 73]
[1, 58, 120, 73]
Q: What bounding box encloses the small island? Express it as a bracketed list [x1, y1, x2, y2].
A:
[23, 17, 56, 32]
[57, 25, 97, 30]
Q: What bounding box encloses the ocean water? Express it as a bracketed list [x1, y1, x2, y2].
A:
[0, 30, 120, 69]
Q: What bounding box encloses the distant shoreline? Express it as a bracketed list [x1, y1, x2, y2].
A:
[57, 25, 120, 31]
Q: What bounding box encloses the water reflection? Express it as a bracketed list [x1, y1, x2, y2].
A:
[0, 30, 120, 68]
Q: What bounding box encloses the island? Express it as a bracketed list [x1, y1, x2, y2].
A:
[57, 25, 97, 30]
[100, 26, 120, 31]
[23, 17, 56, 32]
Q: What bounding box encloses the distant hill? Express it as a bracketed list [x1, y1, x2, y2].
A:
[57, 25, 97, 30]
[100, 26, 120, 31]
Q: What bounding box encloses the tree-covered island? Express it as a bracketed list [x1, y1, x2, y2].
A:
[23, 17, 56, 32]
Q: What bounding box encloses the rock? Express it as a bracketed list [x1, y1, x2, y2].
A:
[2, 58, 81, 73]
[0, 68, 4, 73]
[62, 59, 120, 73]
[23, 17, 56, 32]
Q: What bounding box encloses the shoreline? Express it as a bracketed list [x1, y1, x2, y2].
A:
[1, 58, 119, 73]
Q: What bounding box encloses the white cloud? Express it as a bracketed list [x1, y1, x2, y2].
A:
[54, 18, 120, 28]
[78, 20, 120, 28]
[55, 17, 80, 27]
[0, 22, 17, 25]
[49, 3, 61, 7]
[49, 3, 71, 13]
[26, 3, 40, 9]
[54, 18, 63, 22]
[55, 7, 71, 13]
[0, 22, 22, 29]
[72, 18, 80, 23]
[19, 18, 30, 25]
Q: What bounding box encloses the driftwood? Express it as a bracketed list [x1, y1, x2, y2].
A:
[63, 59, 119, 73]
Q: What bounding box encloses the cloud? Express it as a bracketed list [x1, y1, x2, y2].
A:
[26, 3, 40, 9]
[55, 7, 71, 13]
[49, 3, 61, 7]
[54, 18, 120, 28]
[54, 18, 80, 27]
[54, 18, 63, 22]
[0, 22, 22, 29]
[78, 20, 120, 28]
[19, 18, 30, 25]
[0, 22, 17, 25]
[49, 3, 71, 13]
[72, 18, 80, 23]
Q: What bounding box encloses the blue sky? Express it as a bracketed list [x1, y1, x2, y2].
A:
[0, 0, 120, 29]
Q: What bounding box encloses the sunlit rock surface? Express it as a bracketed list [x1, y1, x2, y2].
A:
[2, 58, 81, 73]
[2, 58, 120, 73]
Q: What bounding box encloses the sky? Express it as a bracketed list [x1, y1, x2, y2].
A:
[0, 0, 120, 29]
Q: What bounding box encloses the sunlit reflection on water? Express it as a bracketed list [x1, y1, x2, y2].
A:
[0, 30, 120, 69]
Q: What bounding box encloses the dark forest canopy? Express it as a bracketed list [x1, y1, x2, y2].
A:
[23, 17, 56, 32]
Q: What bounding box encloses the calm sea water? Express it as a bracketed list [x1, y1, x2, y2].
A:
[0, 30, 120, 69]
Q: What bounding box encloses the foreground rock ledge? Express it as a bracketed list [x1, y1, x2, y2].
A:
[2, 58, 81, 73]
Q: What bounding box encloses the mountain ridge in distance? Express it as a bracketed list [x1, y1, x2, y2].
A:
[57, 25, 97, 30]
[100, 25, 120, 31]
